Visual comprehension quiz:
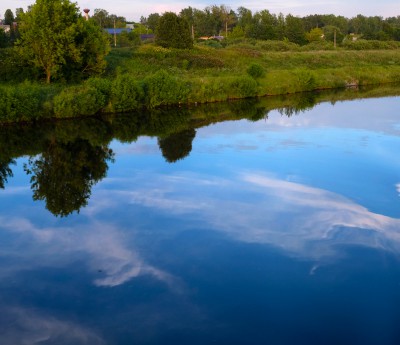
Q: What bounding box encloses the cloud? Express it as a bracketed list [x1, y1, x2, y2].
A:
[0, 218, 180, 289]
[113, 171, 400, 260]
[0, 307, 105, 345]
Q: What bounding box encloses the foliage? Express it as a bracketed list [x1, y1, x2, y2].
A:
[0, 47, 41, 82]
[155, 12, 193, 49]
[26, 139, 114, 217]
[342, 39, 400, 50]
[92, 9, 126, 28]
[0, 83, 51, 122]
[17, 0, 109, 83]
[158, 129, 196, 163]
[144, 69, 190, 108]
[0, 29, 10, 48]
[53, 85, 106, 118]
[256, 40, 300, 51]
[110, 74, 144, 112]
[228, 76, 258, 98]
[306, 28, 324, 42]
[0, 159, 15, 189]
[295, 70, 316, 91]
[4, 9, 15, 25]
[247, 63, 265, 79]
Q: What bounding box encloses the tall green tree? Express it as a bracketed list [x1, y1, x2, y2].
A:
[285, 14, 306, 45]
[4, 9, 14, 25]
[16, 0, 109, 83]
[155, 12, 193, 49]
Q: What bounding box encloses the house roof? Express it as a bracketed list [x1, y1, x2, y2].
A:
[104, 28, 132, 35]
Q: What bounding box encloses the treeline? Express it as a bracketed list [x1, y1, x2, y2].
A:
[139, 5, 400, 44]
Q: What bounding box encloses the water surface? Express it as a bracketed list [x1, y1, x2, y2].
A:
[1, 90, 400, 344]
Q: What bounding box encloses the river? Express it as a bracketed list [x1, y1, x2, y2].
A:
[1, 87, 400, 345]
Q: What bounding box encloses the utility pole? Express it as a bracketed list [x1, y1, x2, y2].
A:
[334, 29, 337, 49]
[114, 18, 117, 47]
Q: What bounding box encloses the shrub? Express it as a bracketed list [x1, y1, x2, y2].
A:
[0, 83, 43, 122]
[85, 77, 112, 106]
[143, 69, 190, 108]
[257, 40, 300, 52]
[110, 74, 144, 112]
[247, 63, 265, 79]
[53, 85, 105, 118]
[295, 70, 316, 91]
[342, 39, 400, 50]
[228, 76, 258, 99]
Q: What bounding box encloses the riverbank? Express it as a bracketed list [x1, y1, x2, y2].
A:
[1, 43, 400, 123]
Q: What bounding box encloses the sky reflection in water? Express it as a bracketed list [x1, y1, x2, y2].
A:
[1, 96, 400, 344]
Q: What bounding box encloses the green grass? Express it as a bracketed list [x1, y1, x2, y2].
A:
[2, 41, 400, 123]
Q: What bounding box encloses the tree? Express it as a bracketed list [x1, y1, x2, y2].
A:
[17, 0, 109, 83]
[147, 13, 160, 32]
[155, 12, 193, 49]
[4, 9, 14, 25]
[158, 129, 196, 163]
[0, 28, 10, 48]
[26, 139, 114, 217]
[306, 27, 324, 42]
[0, 159, 15, 189]
[15, 8, 24, 22]
[285, 14, 306, 45]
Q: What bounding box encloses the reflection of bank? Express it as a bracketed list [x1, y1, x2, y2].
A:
[25, 139, 114, 217]
[0, 158, 15, 189]
[158, 129, 196, 163]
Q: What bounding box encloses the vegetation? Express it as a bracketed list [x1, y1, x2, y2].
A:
[155, 12, 193, 49]
[16, 0, 109, 83]
[2, 2, 400, 121]
[1, 84, 400, 215]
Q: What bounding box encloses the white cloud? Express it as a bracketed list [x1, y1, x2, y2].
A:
[0, 307, 105, 345]
[112, 171, 400, 260]
[0, 218, 180, 289]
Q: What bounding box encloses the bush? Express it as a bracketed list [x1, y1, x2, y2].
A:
[342, 39, 400, 50]
[143, 69, 190, 108]
[0, 83, 44, 122]
[257, 40, 300, 52]
[301, 41, 335, 51]
[53, 85, 105, 118]
[228, 76, 258, 99]
[247, 63, 265, 79]
[295, 70, 316, 91]
[110, 74, 144, 112]
[85, 77, 112, 106]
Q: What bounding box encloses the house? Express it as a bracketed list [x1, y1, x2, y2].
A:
[139, 34, 155, 41]
[104, 28, 133, 35]
[0, 24, 10, 33]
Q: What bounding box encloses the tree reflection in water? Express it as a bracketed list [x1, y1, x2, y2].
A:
[2, 86, 394, 216]
[0, 158, 15, 189]
[25, 139, 114, 217]
[158, 129, 196, 163]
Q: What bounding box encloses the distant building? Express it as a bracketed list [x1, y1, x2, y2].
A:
[139, 34, 155, 41]
[104, 28, 133, 35]
[0, 24, 11, 33]
[126, 23, 135, 29]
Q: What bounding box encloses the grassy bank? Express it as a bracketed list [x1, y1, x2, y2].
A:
[2, 42, 400, 123]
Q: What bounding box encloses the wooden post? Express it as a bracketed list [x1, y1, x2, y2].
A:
[334, 29, 337, 49]
[113, 19, 117, 48]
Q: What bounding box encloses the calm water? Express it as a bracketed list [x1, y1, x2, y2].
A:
[1, 91, 400, 344]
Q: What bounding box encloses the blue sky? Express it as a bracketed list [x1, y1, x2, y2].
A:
[1, 0, 399, 22]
